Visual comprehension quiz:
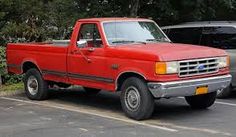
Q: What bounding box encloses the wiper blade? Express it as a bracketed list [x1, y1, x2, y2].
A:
[146, 39, 159, 42]
[112, 40, 133, 44]
[146, 38, 170, 42]
[112, 40, 146, 44]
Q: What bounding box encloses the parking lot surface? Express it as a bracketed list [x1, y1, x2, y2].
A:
[0, 88, 236, 137]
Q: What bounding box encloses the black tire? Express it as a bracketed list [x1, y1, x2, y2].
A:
[217, 86, 232, 99]
[120, 77, 154, 120]
[185, 92, 217, 109]
[83, 87, 101, 95]
[24, 68, 49, 100]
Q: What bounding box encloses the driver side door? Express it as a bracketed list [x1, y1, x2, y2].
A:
[67, 23, 112, 89]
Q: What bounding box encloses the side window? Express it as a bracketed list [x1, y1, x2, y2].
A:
[167, 28, 202, 45]
[78, 24, 102, 48]
[201, 26, 236, 49]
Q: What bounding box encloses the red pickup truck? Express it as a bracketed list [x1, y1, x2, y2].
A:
[7, 18, 231, 120]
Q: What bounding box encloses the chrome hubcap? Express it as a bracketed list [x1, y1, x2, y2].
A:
[124, 86, 141, 111]
[217, 88, 224, 95]
[27, 76, 38, 95]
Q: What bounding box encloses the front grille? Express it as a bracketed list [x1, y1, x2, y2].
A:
[178, 58, 219, 77]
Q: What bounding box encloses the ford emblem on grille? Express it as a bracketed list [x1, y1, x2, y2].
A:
[197, 64, 205, 70]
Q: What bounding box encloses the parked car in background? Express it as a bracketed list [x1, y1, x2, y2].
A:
[162, 21, 236, 98]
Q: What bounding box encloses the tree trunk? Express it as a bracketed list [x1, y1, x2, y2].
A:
[130, 0, 140, 17]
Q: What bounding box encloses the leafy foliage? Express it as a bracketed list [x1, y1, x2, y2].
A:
[0, 47, 5, 75]
[0, 82, 24, 92]
[0, 46, 22, 84]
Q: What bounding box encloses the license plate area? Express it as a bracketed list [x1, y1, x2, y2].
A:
[195, 86, 208, 95]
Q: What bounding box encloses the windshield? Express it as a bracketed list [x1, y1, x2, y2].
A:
[103, 21, 170, 45]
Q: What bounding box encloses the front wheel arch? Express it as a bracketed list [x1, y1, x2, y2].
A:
[116, 72, 146, 91]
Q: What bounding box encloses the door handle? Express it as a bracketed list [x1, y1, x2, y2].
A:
[88, 47, 95, 52]
[70, 49, 92, 63]
[70, 50, 80, 54]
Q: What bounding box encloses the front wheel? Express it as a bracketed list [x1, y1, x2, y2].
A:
[217, 86, 232, 99]
[185, 92, 217, 109]
[24, 68, 49, 100]
[120, 77, 154, 120]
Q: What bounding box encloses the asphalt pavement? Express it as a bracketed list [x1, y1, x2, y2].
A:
[0, 87, 236, 137]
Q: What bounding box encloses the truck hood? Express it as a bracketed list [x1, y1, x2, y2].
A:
[109, 42, 227, 61]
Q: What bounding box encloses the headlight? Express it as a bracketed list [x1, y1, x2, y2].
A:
[218, 56, 230, 68]
[155, 61, 178, 74]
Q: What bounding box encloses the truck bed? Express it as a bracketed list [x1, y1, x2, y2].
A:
[7, 42, 68, 83]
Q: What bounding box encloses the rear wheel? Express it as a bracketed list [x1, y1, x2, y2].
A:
[24, 68, 49, 100]
[120, 77, 154, 120]
[185, 92, 217, 109]
[83, 87, 101, 95]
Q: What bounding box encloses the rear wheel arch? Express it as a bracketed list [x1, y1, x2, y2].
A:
[22, 61, 41, 74]
[116, 71, 147, 91]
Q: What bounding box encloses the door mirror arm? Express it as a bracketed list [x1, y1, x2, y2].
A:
[73, 40, 92, 63]
[77, 48, 91, 63]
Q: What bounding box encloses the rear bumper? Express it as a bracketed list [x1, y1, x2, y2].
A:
[148, 74, 232, 98]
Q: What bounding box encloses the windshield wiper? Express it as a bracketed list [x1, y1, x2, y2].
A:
[112, 40, 146, 44]
[146, 38, 170, 43]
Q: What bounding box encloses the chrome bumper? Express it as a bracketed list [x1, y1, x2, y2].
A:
[148, 74, 232, 98]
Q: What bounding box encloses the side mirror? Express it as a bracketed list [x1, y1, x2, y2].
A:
[77, 40, 87, 48]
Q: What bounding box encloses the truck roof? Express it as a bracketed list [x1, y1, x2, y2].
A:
[77, 17, 152, 22]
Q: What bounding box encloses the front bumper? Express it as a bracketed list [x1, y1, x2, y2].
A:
[148, 74, 232, 98]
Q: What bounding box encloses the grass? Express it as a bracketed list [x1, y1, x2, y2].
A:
[0, 82, 24, 92]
